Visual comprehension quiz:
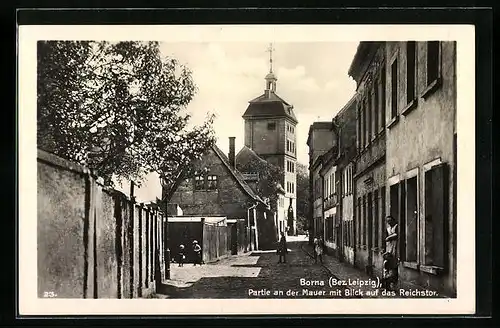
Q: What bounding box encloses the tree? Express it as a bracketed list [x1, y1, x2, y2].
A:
[235, 148, 284, 211]
[37, 41, 215, 187]
[296, 162, 310, 234]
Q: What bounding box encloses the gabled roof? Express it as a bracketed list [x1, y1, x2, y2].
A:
[243, 91, 298, 123]
[235, 145, 286, 195]
[164, 144, 268, 208]
[210, 145, 267, 206]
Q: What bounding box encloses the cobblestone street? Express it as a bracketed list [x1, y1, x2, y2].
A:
[156, 236, 373, 299]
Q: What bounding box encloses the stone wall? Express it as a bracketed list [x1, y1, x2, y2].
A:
[37, 150, 165, 299]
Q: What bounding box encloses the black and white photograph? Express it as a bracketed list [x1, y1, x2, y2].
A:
[18, 24, 475, 315]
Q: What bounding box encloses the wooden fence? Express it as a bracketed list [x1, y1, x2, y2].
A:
[201, 218, 231, 263]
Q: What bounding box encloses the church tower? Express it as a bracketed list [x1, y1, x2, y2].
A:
[242, 44, 299, 235]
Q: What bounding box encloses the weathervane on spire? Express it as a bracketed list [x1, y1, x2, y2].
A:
[267, 43, 275, 73]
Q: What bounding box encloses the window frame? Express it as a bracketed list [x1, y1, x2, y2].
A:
[388, 55, 399, 127]
[402, 41, 418, 115]
[207, 175, 218, 190]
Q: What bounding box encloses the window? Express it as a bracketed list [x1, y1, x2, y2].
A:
[380, 66, 386, 130]
[374, 86, 379, 135]
[374, 189, 379, 250]
[380, 186, 386, 249]
[267, 122, 276, 130]
[361, 101, 366, 148]
[389, 183, 400, 253]
[363, 195, 367, 246]
[194, 175, 204, 190]
[406, 41, 416, 103]
[424, 164, 448, 268]
[356, 198, 361, 246]
[391, 59, 398, 119]
[427, 41, 440, 86]
[357, 107, 361, 152]
[367, 192, 373, 249]
[405, 176, 418, 262]
[207, 175, 218, 190]
[367, 93, 372, 141]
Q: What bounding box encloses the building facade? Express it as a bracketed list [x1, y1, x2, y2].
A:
[242, 52, 299, 235]
[384, 41, 457, 296]
[348, 42, 388, 277]
[307, 122, 337, 243]
[319, 149, 339, 256]
[333, 96, 358, 265]
[235, 144, 287, 238]
[164, 141, 274, 251]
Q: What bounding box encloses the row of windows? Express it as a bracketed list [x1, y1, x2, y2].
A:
[314, 177, 322, 199]
[352, 163, 447, 268]
[323, 171, 336, 200]
[342, 165, 354, 197]
[389, 164, 447, 268]
[194, 175, 218, 190]
[286, 124, 295, 134]
[357, 41, 441, 151]
[286, 160, 295, 173]
[344, 220, 354, 248]
[286, 139, 296, 154]
[286, 181, 295, 194]
[356, 186, 387, 250]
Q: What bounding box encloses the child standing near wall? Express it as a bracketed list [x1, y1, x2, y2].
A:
[177, 244, 185, 267]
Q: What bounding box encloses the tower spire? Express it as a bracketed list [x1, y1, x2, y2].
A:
[267, 43, 275, 73]
[265, 43, 277, 94]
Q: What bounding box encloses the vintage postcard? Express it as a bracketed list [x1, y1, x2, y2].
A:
[18, 24, 475, 315]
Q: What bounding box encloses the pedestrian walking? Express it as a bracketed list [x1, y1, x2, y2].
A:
[192, 240, 202, 266]
[276, 231, 288, 263]
[382, 215, 399, 290]
[177, 244, 185, 267]
[313, 236, 323, 264]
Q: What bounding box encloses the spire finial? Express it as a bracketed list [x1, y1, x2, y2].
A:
[267, 43, 275, 73]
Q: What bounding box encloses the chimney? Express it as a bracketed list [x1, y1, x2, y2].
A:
[229, 137, 236, 168]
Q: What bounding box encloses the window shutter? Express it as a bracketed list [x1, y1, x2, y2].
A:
[431, 163, 448, 268]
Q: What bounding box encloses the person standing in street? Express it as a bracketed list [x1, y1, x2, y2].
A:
[177, 244, 185, 267]
[192, 240, 202, 266]
[313, 236, 323, 264]
[382, 215, 399, 290]
[277, 231, 288, 263]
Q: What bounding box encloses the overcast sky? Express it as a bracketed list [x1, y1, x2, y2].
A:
[116, 41, 359, 201]
[160, 41, 359, 166]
